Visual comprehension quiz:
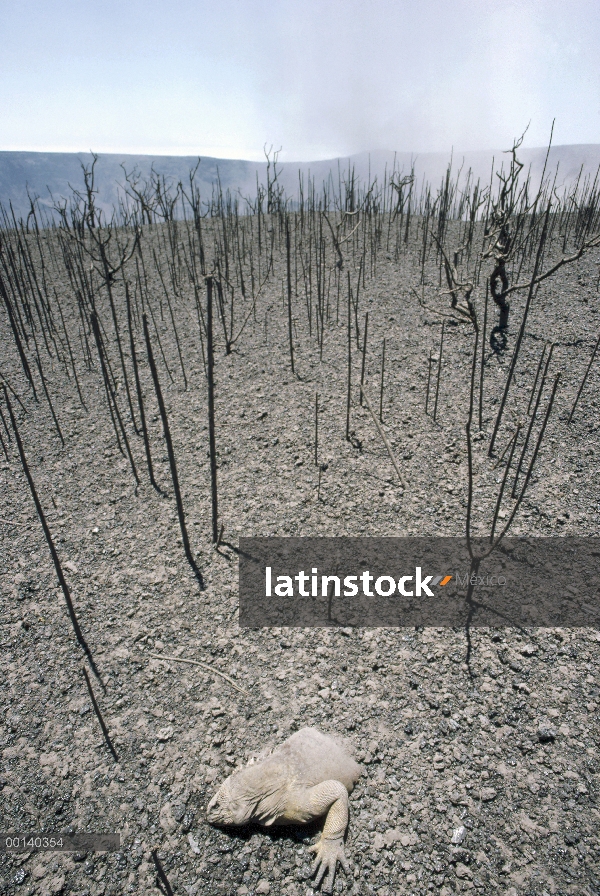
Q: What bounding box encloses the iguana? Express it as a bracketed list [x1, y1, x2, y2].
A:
[206, 727, 362, 892]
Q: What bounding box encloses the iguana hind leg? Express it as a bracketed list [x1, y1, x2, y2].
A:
[302, 780, 352, 893]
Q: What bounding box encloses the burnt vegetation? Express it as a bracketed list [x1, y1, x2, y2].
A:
[1, 137, 600, 895]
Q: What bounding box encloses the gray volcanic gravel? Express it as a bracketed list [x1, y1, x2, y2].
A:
[1, 218, 599, 896]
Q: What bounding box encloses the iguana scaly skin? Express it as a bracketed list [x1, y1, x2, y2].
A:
[206, 727, 362, 892]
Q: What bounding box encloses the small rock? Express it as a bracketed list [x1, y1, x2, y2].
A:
[451, 826, 466, 845]
[538, 722, 557, 743]
[173, 802, 187, 822]
[157, 725, 174, 742]
[256, 880, 271, 894]
[400, 831, 419, 847]
[188, 834, 201, 855]
[383, 828, 401, 846]
[479, 787, 498, 802]
[455, 862, 472, 880]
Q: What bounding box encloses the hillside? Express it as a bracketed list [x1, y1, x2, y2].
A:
[2, 144, 600, 222]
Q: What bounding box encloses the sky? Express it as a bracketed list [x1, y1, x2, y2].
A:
[1, 0, 599, 161]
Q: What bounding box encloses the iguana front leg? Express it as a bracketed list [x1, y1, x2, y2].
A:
[302, 781, 352, 893]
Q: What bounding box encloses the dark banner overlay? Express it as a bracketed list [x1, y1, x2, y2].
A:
[0, 834, 120, 853]
[239, 537, 600, 627]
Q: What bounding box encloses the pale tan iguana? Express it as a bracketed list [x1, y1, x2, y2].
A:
[206, 727, 362, 892]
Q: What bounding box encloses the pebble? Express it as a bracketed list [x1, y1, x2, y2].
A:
[538, 722, 557, 743]
[454, 862, 472, 880]
[157, 725, 174, 742]
[451, 826, 466, 845]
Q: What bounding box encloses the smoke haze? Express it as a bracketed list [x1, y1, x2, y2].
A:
[1, 0, 599, 160]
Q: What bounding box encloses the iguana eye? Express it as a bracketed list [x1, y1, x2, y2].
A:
[206, 794, 222, 818]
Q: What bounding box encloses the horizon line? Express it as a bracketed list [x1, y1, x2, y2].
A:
[1, 142, 600, 166]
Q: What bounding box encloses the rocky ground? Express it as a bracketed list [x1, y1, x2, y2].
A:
[1, 218, 599, 896]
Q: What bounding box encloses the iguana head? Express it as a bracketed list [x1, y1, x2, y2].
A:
[206, 775, 257, 826]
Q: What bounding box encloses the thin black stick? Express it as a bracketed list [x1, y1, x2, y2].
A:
[527, 343, 547, 416]
[34, 357, 64, 446]
[478, 280, 489, 430]
[0, 372, 27, 413]
[0, 276, 37, 399]
[433, 321, 445, 423]
[153, 249, 188, 390]
[359, 311, 369, 407]
[90, 313, 139, 485]
[379, 338, 386, 423]
[0, 395, 12, 442]
[55, 291, 87, 411]
[3, 386, 102, 684]
[143, 314, 202, 584]
[102, 273, 139, 436]
[151, 850, 175, 896]
[489, 374, 560, 551]
[126, 284, 160, 493]
[82, 666, 118, 761]
[465, 327, 480, 558]
[512, 343, 554, 497]
[286, 219, 295, 374]
[206, 279, 219, 543]
[360, 384, 405, 488]
[568, 329, 600, 423]
[346, 273, 352, 440]
[425, 349, 433, 415]
[490, 424, 521, 542]
[494, 425, 520, 469]
[314, 392, 319, 466]
[192, 283, 208, 377]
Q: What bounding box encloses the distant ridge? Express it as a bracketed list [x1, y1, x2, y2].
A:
[1, 145, 600, 221]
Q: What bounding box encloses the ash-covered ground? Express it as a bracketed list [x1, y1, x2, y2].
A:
[1, 217, 599, 896]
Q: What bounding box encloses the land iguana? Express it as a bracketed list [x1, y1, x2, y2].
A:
[206, 727, 362, 892]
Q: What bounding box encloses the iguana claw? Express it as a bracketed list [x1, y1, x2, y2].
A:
[309, 835, 351, 892]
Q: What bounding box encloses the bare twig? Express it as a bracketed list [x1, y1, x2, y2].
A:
[359, 384, 405, 488]
[3, 386, 102, 684]
[147, 653, 249, 695]
[82, 666, 118, 762]
[433, 321, 445, 422]
[151, 850, 175, 896]
[568, 329, 600, 423]
[206, 279, 219, 543]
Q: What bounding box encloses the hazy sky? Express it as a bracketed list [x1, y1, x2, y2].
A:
[1, 0, 599, 161]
